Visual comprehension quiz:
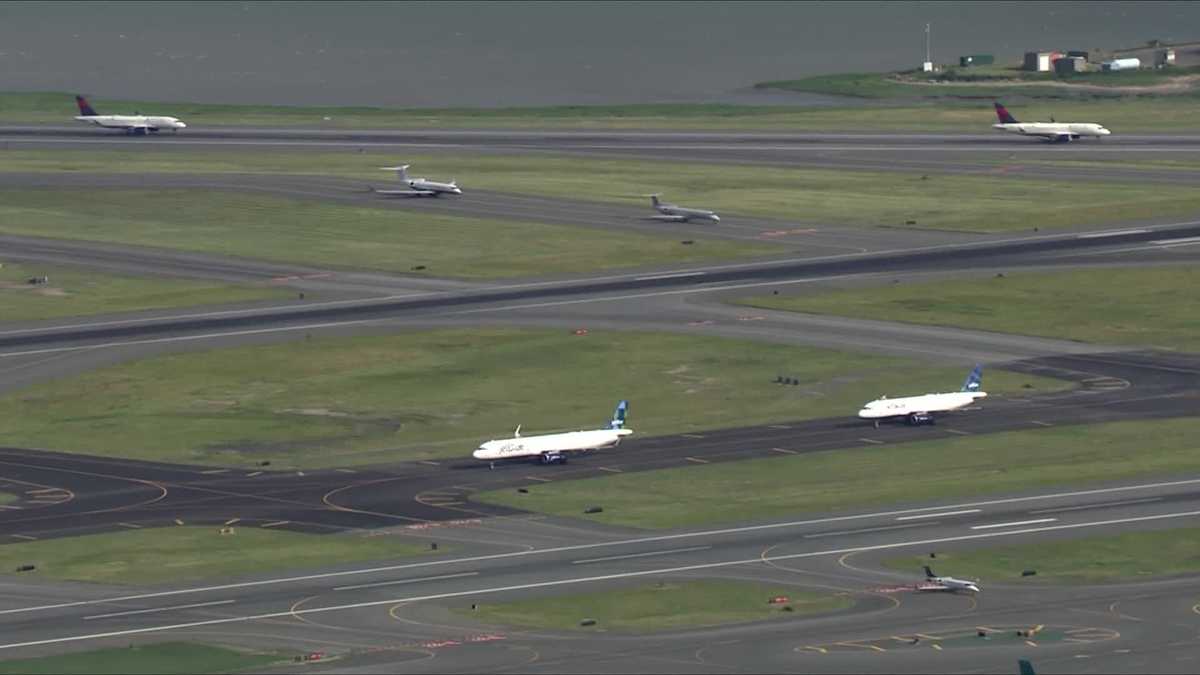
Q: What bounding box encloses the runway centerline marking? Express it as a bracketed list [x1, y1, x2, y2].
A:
[895, 509, 981, 521]
[83, 599, 235, 621]
[4, 507, 1200, 650]
[1030, 498, 1161, 515]
[6, 476, 1200, 617]
[970, 518, 1057, 530]
[859, 438, 884, 445]
[635, 271, 706, 281]
[333, 572, 479, 592]
[804, 523, 930, 539]
[572, 546, 712, 565]
[1078, 229, 1148, 239]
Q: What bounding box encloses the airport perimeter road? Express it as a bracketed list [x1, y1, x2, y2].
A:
[0, 476, 1199, 673]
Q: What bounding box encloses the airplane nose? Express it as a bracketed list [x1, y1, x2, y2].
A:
[177, 122, 187, 128]
[857, 408, 871, 419]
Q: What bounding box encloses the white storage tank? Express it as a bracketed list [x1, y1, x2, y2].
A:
[1102, 57, 1141, 71]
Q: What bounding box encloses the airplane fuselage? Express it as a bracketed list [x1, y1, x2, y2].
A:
[655, 205, 720, 222]
[74, 115, 187, 134]
[992, 122, 1110, 142]
[858, 391, 987, 420]
[473, 428, 632, 462]
[407, 178, 462, 196]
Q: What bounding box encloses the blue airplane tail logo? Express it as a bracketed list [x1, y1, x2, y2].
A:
[961, 365, 983, 392]
[608, 400, 629, 429]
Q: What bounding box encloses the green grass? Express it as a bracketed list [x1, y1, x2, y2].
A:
[0, 261, 286, 321]
[9, 152, 1200, 233]
[0, 492, 14, 506]
[737, 266, 1200, 351]
[0, 328, 1069, 468]
[476, 417, 1200, 529]
[4, 90, 1200, 132]
[0, 642, 280, 675]
[0, 189, 773, 278]
[0, 526, 436, 585]
[756, 67, 1200, 100]
[883, 527, 1200, 584]
[461, 580, 852, 632]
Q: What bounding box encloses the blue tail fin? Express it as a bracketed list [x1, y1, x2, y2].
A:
[608, 400, 629, 429]
[1018, 659, 1036, 675]
[961, 365, 983, 392]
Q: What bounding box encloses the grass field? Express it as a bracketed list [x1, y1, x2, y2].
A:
[0, 261, 285, 321]
[0, 642, 280, 675]
[0, 328, 1068, 468]
[461, 580, 852, 632]
[9, 153, 1200, 234]
[883, 527, 1200, 584]
[738, 266, 1200, 352]
[0, 526, 436, 585]
[755, 67, 1200, 99]
[476, 417, 1200, 529]
[0, 189, 773, 279]
[4, 91, 1200, 132]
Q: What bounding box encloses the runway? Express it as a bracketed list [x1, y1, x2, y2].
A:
[2, 125, 1200, 673]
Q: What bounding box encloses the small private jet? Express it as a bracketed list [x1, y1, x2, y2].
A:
[73, 95, 187, 135]
[858, 365, 987, 427]
[992, 101, 1110, 143]
[473, 400, 630, 467]
[647, 194, 720, 222]
[372, 164, 462, 197]
[917, 565, 981, 593]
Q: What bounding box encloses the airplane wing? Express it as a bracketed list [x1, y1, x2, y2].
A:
[371, 189, 437, 197]
[915, 582, 953, 592]
[649, 214, 688, 222]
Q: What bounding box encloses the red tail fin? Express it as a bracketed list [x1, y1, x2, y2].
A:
[75, 95, 98, 116]
[993, 101, 1018, 124]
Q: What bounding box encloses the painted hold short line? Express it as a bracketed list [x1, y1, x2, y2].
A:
[84, 599, 235, 621]
[573, 546, 713, 565]
[334, 571, 479, 592]
[970, 518, 1057, 530]
[896, 509, 981, 521]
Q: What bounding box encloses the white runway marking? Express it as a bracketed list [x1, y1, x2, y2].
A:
[84, 599, 234, 621]
[9, 508, 1200, 651]
[573, 546, 713, 565]
[895, 509, 981, 521]
[970, 518, 1057, 530]
[1030, 497, 1162, 515]
[4, 477, 1200, 618]
[635, 271, 706, 281]
[804, 523, 929, 539]
[333, 572, 479, 591]
[1077, 229, 1147, 239]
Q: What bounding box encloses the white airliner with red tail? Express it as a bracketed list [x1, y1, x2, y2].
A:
[992, 101, 1110, 142]
[73, 95, 186, 134]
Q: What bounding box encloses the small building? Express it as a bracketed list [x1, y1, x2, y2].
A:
[1102, 57, 1141, 72]
[958, 54, 994, 67]
[1024, 51, 1064, 72]
[1054, 56, 1087, 74]
[922, 61, 934, 73]
[1156, 48, 1177, 67]
[1066, 50, 1089, 60]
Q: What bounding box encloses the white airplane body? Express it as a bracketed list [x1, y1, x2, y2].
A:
[992, 102, 1109, 142]
[648, 194, 720, 222]
[73, 95, 186, 134]
[473, 401, 630, 466]
[858, 365, 986, 425]
[374, 165, 462, 197]
[919, 565, 981, 593]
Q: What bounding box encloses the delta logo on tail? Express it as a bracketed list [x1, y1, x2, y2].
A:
[991, 101, 1110, 143]
[73, 95, 186, 135]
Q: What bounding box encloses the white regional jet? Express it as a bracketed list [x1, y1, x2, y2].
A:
[648, 194, 720, 222]
[473, 400, 630, 467]
[858, 365, 986, 427]
[992, 101, 1110, 143]
[373, 165, 462, 197]
[73, 95, 186, 134]
[918, 565, 981, 593]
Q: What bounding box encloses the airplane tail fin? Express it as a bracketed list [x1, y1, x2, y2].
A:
[649, 194, 661, 208]
[608, 400, 629, 429]
[1018, 659, 1036, 675]
[994, 101, 1018, 124]
[961, 364, 983, 392]
[380, 165, 410, 182]
[75, 95, 98, 116]
[923, 565, 936, 579]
